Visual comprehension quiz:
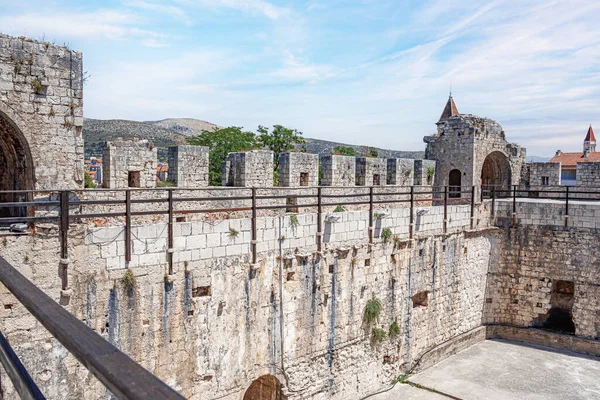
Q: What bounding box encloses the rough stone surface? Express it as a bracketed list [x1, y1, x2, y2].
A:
[278, 152, 319, 187]
[576, 162, 600, 186]
[424, 115, 526, 191]
[413, 159, 436, 186]
[320, 155, 356, 187]
[355, 157, 387, 186]
[387, 158, 414, 186]
[0, 34, 84, 190]
[222, 150, 274, 187]
[526, 162, 561, 186]
[168, 145, 209, 187]
[102, 138, 157, 188]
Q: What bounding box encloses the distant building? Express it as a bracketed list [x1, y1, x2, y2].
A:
[550, 125, 600, 185]
[157, 163, 169, 182]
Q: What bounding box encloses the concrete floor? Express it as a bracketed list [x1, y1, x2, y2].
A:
[371, 339, 600, 400]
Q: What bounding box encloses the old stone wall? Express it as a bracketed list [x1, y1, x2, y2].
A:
[0, 199, 493, 400]
[526, 162, 561, 186]
[168, 145, 209, 187]
[387, 158, 414, 186]
[222, 150, 274, 187]
[320, 155, 356, 186]
[413, 159, 436, 186]
[0, 34, 84, 190]
[278, 152, 318, 187]
[102, 139, 157, 188]
[355, 157, 387, 186]
[485, 199, 600, 339]
[576, 162, 600, 186]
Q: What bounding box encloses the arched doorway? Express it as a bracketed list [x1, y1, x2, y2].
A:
[448, 169, 461, 198]
[243, 375, 285, 400]
[0, 111, 35, 218]
[481, 151, 511, 194]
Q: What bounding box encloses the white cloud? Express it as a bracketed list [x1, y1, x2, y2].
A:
[125, 0, 193, 25]
[174, 0, 289, 20]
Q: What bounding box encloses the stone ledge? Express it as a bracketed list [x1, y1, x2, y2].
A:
[485, 325, 600, 357]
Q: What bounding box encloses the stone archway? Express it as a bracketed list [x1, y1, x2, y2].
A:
[243, 375, 285, 400]
[449, 169, 461, 198]
[0, 111, 35, 218]
[481, 151, 511, 191]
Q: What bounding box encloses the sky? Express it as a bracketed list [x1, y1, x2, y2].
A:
[1, 0, 599, 157]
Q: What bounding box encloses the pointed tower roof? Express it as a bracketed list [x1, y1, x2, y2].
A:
[584, 124, 596, 142]
[438, 94, 459, 123]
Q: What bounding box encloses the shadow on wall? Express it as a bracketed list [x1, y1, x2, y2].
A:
[533, 280, 576, 335]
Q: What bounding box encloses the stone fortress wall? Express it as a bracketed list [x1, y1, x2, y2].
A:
[102, 138, 157, 188]
[0, 34, 84, 190]
[168, 145, 209, 187]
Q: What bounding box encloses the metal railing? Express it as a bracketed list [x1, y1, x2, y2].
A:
[0, 256, 186, 400]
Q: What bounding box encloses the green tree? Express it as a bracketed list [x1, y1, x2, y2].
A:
[332, 145, 357, 156]
[257, 125, 306, 166]
[84, 173, 96, 188]
[187, 127, 257, 186]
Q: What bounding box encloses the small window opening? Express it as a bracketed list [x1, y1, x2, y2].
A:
[541, 176, 549, 186]
[412, 291, 429, 307]
[192, 286, 212, 297]
[128, 171, 141, 188]
[299, 172, 309, 186]
[373, 174, 381, 186]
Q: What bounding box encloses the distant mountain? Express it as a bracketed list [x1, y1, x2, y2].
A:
[83, 117, 423, 161]
[527, 156, 551, 163]
[145, 118, 221, 136]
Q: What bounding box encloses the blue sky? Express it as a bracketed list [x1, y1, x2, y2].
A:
[1, 0, 599, 157]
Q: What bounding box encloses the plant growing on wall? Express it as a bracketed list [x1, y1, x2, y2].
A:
[120, 269, 135, 290]
[381, 227, 393, 244]
[371, 328, 387, 344]
[426, 166, 435, 184]
[333, 205, 345, 213]
[32, 77, 43, 94]
[363, 296, 383, 325]
[403, 169, 412, 184]
[289, 214, 299, 228]
[228, 227, 239, 237]
[389, 321, 400, 339]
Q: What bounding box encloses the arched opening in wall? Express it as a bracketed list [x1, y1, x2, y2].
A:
[0, 111, 35, 219]
[481, 151, 511, 195]
[448, 169, 461, 198]
[541, 280, 575, 334]
[243, 375, 285, 400]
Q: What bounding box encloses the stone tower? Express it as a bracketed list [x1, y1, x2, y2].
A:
[423, 95, 526, 194]
[583, 125, 596, 157]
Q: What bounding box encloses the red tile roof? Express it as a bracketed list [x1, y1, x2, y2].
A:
[585, 125, 596, 142]
[438, 94, 459, 123]
[550, 152, 600, 168]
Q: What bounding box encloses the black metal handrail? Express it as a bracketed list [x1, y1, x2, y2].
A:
[0, 256, 186, 400]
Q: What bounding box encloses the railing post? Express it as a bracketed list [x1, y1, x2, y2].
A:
[491, 186, 496, 218]
[564, 186, 569, 228]
[443, 186, 448, 233]
[512, 185, 517, 227]
[167, 189, 174, 275]
[59, 191, 69, 290]
[470, 185, 475, 229]
[251, 187, 257, 264]
[368, 186, 374, 244]
[316, 187, 322, 252]
[409, 186, 414, 239]
[125, 190, 131, 263]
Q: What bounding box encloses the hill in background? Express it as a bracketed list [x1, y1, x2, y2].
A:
[83, 117, 424, 161]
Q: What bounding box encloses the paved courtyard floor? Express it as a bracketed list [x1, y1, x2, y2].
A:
[371, 339, 600, 400]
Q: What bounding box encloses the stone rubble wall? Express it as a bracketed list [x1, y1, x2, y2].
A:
[222, 150, 274, 187]
[168, 145, 209, 187]
[413, 159, 436, 186]
[278, 152, 319, 187]
[0, 34, 84, 189]
[102, 139, 157, 188]
[576, 162, 600, 186]
[387, 158, 414, 186]
[320, 155, 356, 186]
[0, 200, 492, 400]
[355, 157, 387, 186]
[525, 162, 561, 186]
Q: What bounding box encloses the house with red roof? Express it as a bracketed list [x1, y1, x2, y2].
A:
[550, 125, 599, 185]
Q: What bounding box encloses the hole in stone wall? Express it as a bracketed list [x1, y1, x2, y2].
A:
[4, 304, 12, 310]
[176, 216, 186, 222]
[243, 375, 285, 400]
[540, 280, 575, 334]
[419, 249, 424, 256]
[364, 259, 370, 266]
[323, 294, 329, 307]
[128, 171, 141, 188]
[287, 271, 295, 281]
[192, 286, 212, 297]
[299, 172, 309, 186]
[188, 310, 194, 316]
[411, 291, 429, 307]
[360, 286, 366, 299]
[373, 174, 380, 186]
[329, 264, 334, 274]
